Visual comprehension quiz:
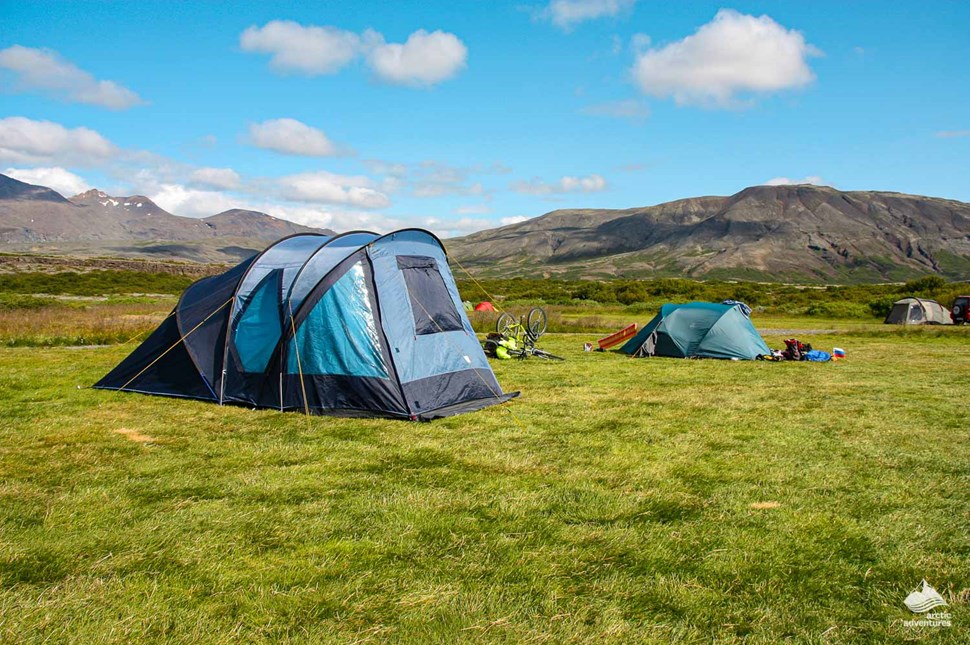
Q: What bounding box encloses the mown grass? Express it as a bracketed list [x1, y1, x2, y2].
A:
[0, 329, 967, 642]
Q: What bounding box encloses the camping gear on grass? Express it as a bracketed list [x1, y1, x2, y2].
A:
[95, 229, 517, 420]
[884, 297, 952, 325]
[833, 347, 846, 360]
[483, 332, 517, 359]
[619, 301, 770, 360]
[804, 350, 832, 362]
[782, 338, 812, 361]
[474, 301, 496, 312]
[486, 307, 564, 361]
[597, 323, 638, 350]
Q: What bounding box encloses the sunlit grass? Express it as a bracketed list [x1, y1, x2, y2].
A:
[0, 328, 967, 642]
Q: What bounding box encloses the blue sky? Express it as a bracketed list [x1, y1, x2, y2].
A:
[2, 0, 968, 236]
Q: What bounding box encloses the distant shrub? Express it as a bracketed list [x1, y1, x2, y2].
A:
[0, 270, 193, 296]
[0, 294, 58, 310]
[867, 296, 898, 318]
[805, 302, 874, 319]
[904, 275, 947, 295]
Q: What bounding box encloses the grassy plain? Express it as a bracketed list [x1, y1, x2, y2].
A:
[0, 271, 967, 641]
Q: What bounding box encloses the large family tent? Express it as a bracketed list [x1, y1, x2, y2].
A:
[883, 297, 952, 325]
[619, 302, 770, 359]
[95, 229, 517, 420]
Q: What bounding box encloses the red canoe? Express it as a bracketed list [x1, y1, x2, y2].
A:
[597, 323, 638, 350]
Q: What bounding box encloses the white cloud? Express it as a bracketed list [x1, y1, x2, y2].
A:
[248, 118, 341, 156]
[149, 184, 242, 218]
[239, 21, 361, 74]
[278, 170, 390, 209]
[135, 176, 401, 232]
[366, 30, 468, 86]
[0, 116, 116, 165]
[241, 22, 467, 87]
[936, 130, 970, 138]
[189, 167, 241, 190]
[455, 203, 493, 215]
[581, 99, 650, 121]
[511, 173, 607, 195]
[0, 45, 144, 109]
[630, 33, 651, 52]
[544, 0, 638, 30]
[500, 216, 528, 225]
[426, 216, 497, 238]
[365, 158, 499, 198]
[763, 175, 825, 186]
[3, 166, 90, 196]
[632, 9, 820, 107]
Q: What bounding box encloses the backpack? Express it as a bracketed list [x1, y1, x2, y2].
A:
[782, 338, 813, 361]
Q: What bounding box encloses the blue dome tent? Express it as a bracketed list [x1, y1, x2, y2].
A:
[95, 229, 517, 420]
[619, 302, 770, 360]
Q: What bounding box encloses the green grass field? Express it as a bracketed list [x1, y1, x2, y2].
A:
[1, 323, 968, 642]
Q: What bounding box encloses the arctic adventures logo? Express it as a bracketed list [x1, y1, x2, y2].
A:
[903, 580, 951, 629]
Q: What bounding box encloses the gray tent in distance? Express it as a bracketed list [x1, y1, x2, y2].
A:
[884, 297, 952, 325]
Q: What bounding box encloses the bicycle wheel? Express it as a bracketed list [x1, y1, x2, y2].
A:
[495, 312, 515, 335]
[527, 307, 548, 337]
[531, 348, 565, 361]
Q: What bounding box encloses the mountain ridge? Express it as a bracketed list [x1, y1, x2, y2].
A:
[0, 173, 333, 263]
[446, 184, 970, 283]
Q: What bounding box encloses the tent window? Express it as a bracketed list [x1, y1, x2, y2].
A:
[909, 305, 923, 322]
[397, 255, 463, 335]
[287, 262, 388, 378]
[234, 270, 282, 373]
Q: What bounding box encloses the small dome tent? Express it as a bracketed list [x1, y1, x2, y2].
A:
[474, 301, 496, 312]
[883, 297, 952, 325]
[619, 302, 770, 360]
[95, 229, 517, 420]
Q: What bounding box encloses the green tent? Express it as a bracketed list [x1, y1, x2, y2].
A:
[619, 302, 770, 360]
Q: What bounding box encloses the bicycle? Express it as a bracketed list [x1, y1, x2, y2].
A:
[489, 307, 564, 361]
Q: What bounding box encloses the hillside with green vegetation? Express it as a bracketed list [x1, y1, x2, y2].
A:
[447, 184, 970, 284]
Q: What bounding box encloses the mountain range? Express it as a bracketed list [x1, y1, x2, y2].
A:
[447, 184, 970, 283]
[2, 172, 969, 282]
[0, 173, 332, 263]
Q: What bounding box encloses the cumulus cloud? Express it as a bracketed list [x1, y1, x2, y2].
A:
[455, 203, 492, 215]
[630, 33, 651, 52]
[0, 45, 143, 109]
[277, 170, 390, 209]
[189, 167, 241, 190]
[544, 0, 638, 30]
[241, 21, 467, 87]
[366, 30, 467, 86]
[0, 116, 116, 165]
[239, 21, 362, 74]
[632, 9, 820, 107]
[581, 99, 650, 121]
[500, 216, 529, 225]
[763, 175, 825, 186]
[3, 166, 90, 196]
[364, 158, 501, 198]
[248, 118, 341, 156]
[127, 171, 400, 231]
[149, 184, 242, 218]
[511, 173, 607, 195]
